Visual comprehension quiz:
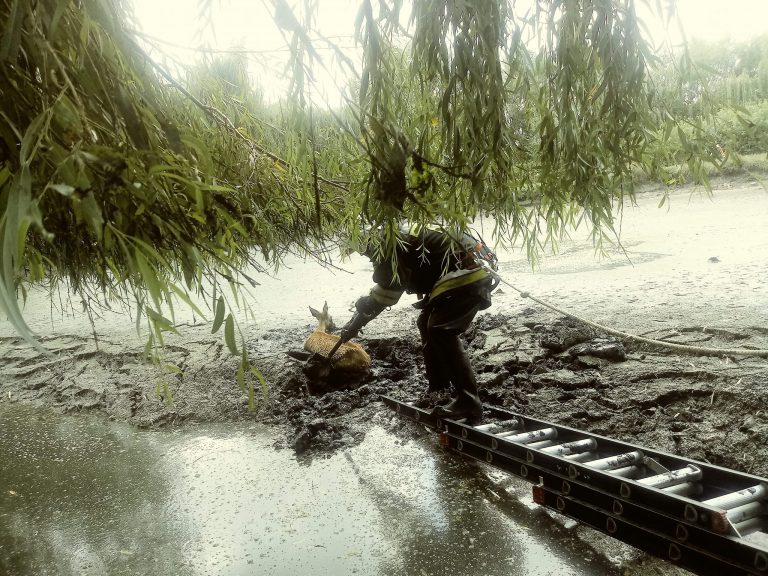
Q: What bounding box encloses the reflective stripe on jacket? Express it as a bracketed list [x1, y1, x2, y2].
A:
[428, 268, 491, 301]
[370, 284, 404, 306]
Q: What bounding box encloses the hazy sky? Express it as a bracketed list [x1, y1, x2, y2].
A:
[131, 0, 362, 104]
[671, 0, 768, 43]
[131, 0, 768, 46]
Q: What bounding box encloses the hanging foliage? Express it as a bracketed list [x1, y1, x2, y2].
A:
[0, 0, 732, 370]
[0, 0, 348, 388]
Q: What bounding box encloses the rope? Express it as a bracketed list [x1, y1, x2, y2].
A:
[488, 270, 768, 359]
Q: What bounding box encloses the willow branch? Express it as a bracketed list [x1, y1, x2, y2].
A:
[143, 53, 349, 193]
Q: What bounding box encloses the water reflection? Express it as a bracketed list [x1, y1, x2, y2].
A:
[343, 428, 607, 576]
[0, 404, 192, 575]
[1, 405, 614, 576]
[165, 433, 395, 575]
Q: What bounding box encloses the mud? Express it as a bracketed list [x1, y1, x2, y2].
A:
[266, 308, 768, 476]
[2, 298, 767, 476]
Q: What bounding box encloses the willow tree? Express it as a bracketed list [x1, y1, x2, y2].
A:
[0, 0, 710, 375]
[347, 0, 717, 253]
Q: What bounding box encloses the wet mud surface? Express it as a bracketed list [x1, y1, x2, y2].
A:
[263, 310, 768, 478]
[2, 304, 767, 478]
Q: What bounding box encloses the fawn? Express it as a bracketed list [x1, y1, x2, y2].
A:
[304, 302, 371, 371]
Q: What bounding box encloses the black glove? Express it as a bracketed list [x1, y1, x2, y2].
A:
[339, 295, 388, 341]
[354, 295, 388, 316]
[339, 310, 374, 342]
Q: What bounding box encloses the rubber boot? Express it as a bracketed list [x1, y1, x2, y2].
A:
[430, 333, 483, 424]
[432, 390, 483, 424]
[418, 308, 450, 391]
[424, 347, 450, 392]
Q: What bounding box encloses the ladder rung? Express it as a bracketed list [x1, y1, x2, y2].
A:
[638, 465, 702, 489]
[541, 438, 597, 457]
[528, 440, 554, 449]
[474, 419, 520, 433]
[661, 482, 703, 498]
[733, 516, 766, 537]
[726, 501, 765, 524]
[497, 427, 557, 444]
[704, 484, 768, 510]
[564, 451, 597, 463]
[584, 451, 644, 471]
[608, 465, 642, 479]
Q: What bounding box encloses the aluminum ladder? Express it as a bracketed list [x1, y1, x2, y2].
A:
[382, 395, 768, 576]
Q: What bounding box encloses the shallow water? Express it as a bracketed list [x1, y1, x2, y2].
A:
[0, 404, 612, 576]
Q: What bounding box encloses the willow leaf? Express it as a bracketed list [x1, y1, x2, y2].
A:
[211, 296, 226, 333]
[224, 313, 238, 355]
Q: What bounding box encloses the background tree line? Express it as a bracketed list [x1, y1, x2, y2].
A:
[649, 33, 768, 176]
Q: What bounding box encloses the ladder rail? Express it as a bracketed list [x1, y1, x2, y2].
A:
[448, 422, 763, 536]
[386, 396, 767, 497]
[449, 416, 744, 535]
[483, 403, 768, 498]
[385, 396, 767, 509]
[535, 484, 768, 576]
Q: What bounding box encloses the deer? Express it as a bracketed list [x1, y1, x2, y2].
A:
[304, 302, 371, 372]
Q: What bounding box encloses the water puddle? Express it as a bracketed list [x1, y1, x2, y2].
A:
[1, 404, 613, 575]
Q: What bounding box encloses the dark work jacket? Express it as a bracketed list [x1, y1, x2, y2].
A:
[367, 227, 493, 310]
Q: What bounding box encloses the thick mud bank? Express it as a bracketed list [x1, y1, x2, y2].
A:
[262, 307, 768, 476]
[3, 305, 767, 479]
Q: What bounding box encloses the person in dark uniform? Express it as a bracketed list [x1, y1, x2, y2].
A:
[340, 223, 497, 424]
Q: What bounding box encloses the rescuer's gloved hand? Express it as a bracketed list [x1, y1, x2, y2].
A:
[340, 296, 387, 339]
[354, 295, 388, 316]
[339, 310, 373, 342]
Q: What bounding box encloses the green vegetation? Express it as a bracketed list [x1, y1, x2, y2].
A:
[641, 34, 768, 186]
[1, 1, 766, 388]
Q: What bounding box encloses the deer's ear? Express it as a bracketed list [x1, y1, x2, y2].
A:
[322, 301, 328, 315]
[309, 306, 321, 319]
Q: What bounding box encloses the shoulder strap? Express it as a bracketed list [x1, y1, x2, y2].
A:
[459, 229, 499, 272]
